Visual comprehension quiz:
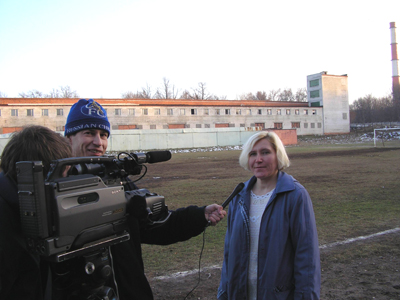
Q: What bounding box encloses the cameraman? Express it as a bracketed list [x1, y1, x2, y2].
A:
[64, 99, 227, 300]
[0, 125, 72, 299]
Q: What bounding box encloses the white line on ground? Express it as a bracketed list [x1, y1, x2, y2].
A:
[318, 227, 400, 249]
[152, 227, 400, 280]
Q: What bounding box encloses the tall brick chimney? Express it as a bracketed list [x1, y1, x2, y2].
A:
[390, 22, 400, 102]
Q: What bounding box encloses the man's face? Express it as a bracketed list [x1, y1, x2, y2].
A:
[67, 129, 109, 157]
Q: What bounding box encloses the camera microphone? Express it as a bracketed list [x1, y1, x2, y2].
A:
[221, 182, 245, 209]
[130, 151, 172, 164]
[146, 151, 172, 163]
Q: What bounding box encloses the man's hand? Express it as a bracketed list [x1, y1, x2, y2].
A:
[204, 204, 227, 226]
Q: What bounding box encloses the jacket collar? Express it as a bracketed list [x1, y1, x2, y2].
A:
[241, 171, 296, 200]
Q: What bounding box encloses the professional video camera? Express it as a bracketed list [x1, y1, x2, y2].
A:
[16, 150, 172, 263]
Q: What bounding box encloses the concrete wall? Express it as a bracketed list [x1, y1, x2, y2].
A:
[0, 128, 297, 156]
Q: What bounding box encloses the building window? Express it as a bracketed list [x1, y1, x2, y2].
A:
[150, 125, 156, 129]
[57, 108, 63, 116]
[115, 108, 122, 116]
[304, 123, 308, 128]
[205, 124, 210, 128]
[42, 109, 49, 116]
[225, 109, 230, 115]
[312, 109, 317, 115]
[204, 108, 209, 115]
[142, 108, 148, 115]
[286, 109, 291, 115]
[311, 123, 315, 128]
[318, 122, 322, 128]
[304, 109, 308, 115]
[191, 108, 197, 115]
[11, 109, 18, 117]
[246, 109, 252, 115]
[295, 109, 299, 115]
[154, 108, 160, 115]
[310, 90, 320, 98]
[291, 122, 300, 128]
[196, 124, 202, 128]
[267, 109, 272, 115]
[180, 108, 185, 115]
[27, 109, 34, 117]
[240, 123, 245, 127]
[274, 123, 283, 129]
[56, 126, 64, 131]
[277, 109, 281, 115]
[216, 109, 221, 115]
[129, 108, 135, 115]
[167, 109, 173, 116]
[342, 112, 348, 120]
[309, 79, 319, 87]
[236, 109, 241, 115]
[257, 109, 262, 115]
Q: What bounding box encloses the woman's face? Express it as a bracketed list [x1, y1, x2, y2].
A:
[248, 138, 279, 181]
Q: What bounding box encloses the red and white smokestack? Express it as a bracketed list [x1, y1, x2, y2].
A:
[390, 22, 400, 102]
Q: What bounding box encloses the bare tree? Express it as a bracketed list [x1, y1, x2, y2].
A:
[278, 88, 295, 101]
[179, 89, 192, 99]
[238, 93, 256, 100]
[121, 91, 138, 99]
[139, 84, 153, 99]
[349, 94, 400, 124]
[19, 90, 44, 98]
[59, 86, 79, 98]
[0, 91, 7, 98]
[295, 88, 307, 102]
[47, 88, 60, 98]
[19, 86, 79, 98]
[255, 91, 268, 100]
[190, 82, 214, 100]
[268, 89, 281, 101]
[122, 85, 153, 99]
[155, 77, 179, 99]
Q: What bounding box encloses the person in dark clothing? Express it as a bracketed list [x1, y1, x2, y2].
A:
[0, 125, 72, 300]
[63, 99, 227, 300]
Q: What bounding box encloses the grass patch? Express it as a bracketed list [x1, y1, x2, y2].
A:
[139, 145, 400, 277]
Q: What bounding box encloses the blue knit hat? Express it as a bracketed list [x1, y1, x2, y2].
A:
[64, 99, 110, 137]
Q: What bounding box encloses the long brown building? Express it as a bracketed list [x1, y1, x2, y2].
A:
[0, 72, 350, 136]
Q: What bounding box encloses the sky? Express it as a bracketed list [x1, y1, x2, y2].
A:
[0, 0, 399, 104]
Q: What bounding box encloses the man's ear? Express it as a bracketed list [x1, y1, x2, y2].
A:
[66, 135, 72, 145]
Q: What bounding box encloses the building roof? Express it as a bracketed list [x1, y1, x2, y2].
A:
[0, 98, 309, 108]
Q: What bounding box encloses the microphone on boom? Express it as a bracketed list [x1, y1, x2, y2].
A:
[221, 182, 245, 209]
[131, 151, 172, 164]
[146, 151, 172, 163]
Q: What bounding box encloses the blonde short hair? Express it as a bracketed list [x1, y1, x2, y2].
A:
[239, 131, 290, 171]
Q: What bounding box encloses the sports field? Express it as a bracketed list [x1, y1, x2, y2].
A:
[134, 134, 400, 299]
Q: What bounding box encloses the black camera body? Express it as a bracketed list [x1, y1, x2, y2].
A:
[16, 152, 171, 262]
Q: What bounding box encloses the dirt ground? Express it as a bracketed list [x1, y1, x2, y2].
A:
[149, 230, 400, 299]
[147, 136, 400, 300]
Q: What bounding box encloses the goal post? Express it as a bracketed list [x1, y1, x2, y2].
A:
[374, 128, 400, 147]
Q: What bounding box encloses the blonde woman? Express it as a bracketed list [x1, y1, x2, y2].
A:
[218, 131, 320, 299]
